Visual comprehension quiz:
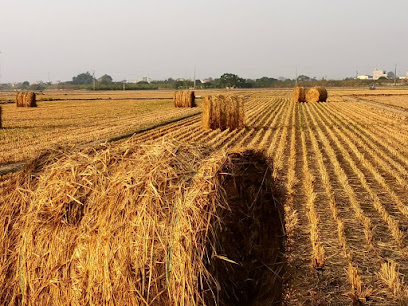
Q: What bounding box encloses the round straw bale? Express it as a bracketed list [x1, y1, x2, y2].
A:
[16, 92, 24, 107]
[306, 86, 328, 102]
[174, 90, 195, 108]
[25, 92, 37, 107]
[202, 95, 213, 129]
[0, 141, 285, 305]
[202, 94, 244, 130]
[293, 86, 306, 102]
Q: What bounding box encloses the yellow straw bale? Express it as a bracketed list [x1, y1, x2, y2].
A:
[306, 86, 328, 102]
[293, 87, 306, 102]
[0, 141, 285, 305]
[202, 95, 245, 130]
[174, 90, 196, 107]
[16, 92, 37, 107]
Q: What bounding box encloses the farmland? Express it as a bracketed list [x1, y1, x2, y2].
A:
[2, 88, 408, 304]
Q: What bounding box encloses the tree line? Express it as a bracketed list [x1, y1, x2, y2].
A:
[2, 72, 406, 91]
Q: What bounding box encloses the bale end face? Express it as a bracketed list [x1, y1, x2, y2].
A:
[201, 150, 285, 305]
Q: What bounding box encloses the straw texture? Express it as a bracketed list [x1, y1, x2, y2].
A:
[0, 140, 284, 305]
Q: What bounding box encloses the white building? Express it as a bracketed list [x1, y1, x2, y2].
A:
[373, 69, 387, 80]
[200, 78, 213, 84]
[357, 75, 372, 80]
[139, 77, 151, 83]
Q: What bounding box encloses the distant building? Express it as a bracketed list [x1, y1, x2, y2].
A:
[357, 75, 372, 80]
[373, 69, 387, 80]
[138, 77, 151, 83]
[200, 78, 213, 84]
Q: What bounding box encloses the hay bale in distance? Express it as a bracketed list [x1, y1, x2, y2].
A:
[16, 92, 24, 107]
[25, 92, 37, 107]
[0, 141, 285, 305]
[16, 92, 37, 107]
[293, 86, 306, 102]
[306, 86, 328, 102]
[202, 94, 245, 130]
[174, 90, 196, 107]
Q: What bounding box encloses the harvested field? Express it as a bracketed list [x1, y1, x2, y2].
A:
[0, 93, 201, 166]
[351, 92, 408, 110]
[2, 89, 408, 304]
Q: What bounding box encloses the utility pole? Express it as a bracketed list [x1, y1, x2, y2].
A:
[91, 70, 96, 90]
[123, 80, 126, 91]
[394, 64, 397, 86]
[193, 67, 196, 90]
[295, 66, 298, 87]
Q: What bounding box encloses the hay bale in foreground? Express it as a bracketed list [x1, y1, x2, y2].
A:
[306, 86, 327, 102]
[0, 140, 284, 305]
[202, 95, 245, 130]
[0, 106, 2, 128]
[293, 86, 306, 102]
[174, 90, 196, 107]
[16, 92, 37, 107]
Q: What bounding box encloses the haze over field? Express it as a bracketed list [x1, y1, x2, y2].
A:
[1, 0, 407, 83]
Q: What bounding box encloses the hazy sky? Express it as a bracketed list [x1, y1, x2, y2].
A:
[1, 0, 407, 83]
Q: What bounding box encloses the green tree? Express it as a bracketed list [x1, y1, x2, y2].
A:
[255, 77, 277, 87]
[21, 81, 30, 89]
[72, 72, 93, 85]
[30, 83, 46, 91]
[298, 75, 312, 82]
[98, 74, 113, 85]
[220, 73, 246, 88]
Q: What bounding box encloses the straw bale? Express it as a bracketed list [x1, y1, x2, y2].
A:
[16, 92, 24, 107]
[16, 92, 37, 107]
[202, 95, 213, 130]
[293, 86, 306, 102]
[174, 90, 196, 107]
[0, 106, 2, 128]
[306, 86, 328, 102]
[25, 92, 37, 107]
[202, 95, 245, 130]
[0, 140, 284, 305]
